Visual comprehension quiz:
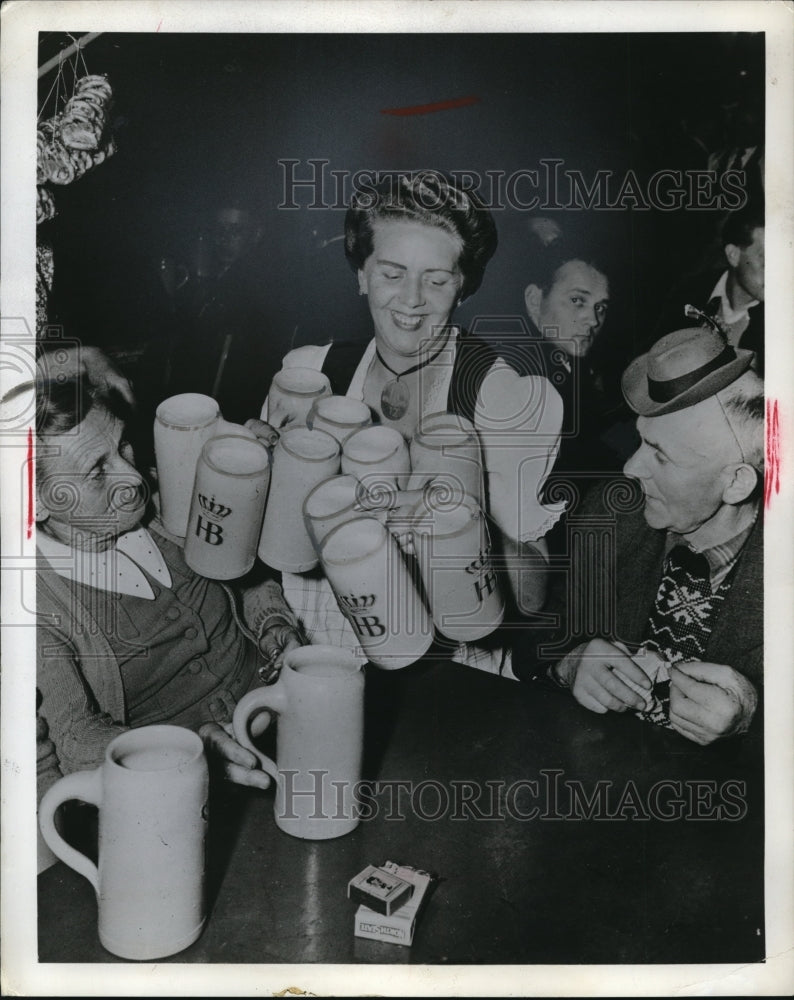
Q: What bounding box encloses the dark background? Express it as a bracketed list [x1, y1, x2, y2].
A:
[36, 31, 764, 408]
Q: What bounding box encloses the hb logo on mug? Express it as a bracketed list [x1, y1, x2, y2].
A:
[195, 493, 232, 545]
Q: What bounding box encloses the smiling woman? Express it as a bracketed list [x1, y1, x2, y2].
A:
[258, 171, 566, 665]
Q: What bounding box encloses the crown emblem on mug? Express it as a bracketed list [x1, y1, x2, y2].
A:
[338, 593, 376, 611]
[198, 494, 232, 518]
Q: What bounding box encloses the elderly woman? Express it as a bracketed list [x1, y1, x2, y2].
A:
[259, 171, 565, 666]
[25, 363, 303, 814]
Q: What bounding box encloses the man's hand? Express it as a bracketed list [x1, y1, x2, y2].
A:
[244, 417, 281, 447]
[198, 720, 272, 790]
[556, 638, 653, 714]
[669, 661, 758, 745]
[258, 620, 304, 669]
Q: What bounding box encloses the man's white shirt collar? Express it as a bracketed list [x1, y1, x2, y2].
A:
[710, 270, 759, 327]
[37, 526, 172, 600]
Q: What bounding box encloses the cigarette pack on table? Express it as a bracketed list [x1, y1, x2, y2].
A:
[353, 861, 433, 946]
[348, 864, 414, 916]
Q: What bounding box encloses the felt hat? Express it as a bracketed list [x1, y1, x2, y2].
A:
[621, 327, 754, 416]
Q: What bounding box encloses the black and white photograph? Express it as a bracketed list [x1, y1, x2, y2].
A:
[1, 2, 792, 996]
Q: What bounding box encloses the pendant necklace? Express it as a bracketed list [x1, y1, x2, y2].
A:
[376, 333, 452, 421]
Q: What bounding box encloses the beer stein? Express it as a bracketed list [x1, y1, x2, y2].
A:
[38, 726, 209, 961]
[267, 367, 332, 428]
[341, 425, 411, 503]
[413, 495, 504, 641]
[408, 410, 484, 504]
[233, 645, 364, 840]
[154, 393, 220, 537]
[319, 516, 433, 669]
[184, 434, 271, 579]
[258, 426, 340, 572]
[303, 473, 368, 554]
[307, 394, 373, 445]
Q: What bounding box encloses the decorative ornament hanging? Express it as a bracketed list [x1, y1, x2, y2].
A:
[36, 72, 116, 225]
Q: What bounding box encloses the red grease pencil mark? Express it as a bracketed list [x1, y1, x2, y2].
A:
[764, 398, 780, 511]
[156, 19, 162, 32]
[26, 427, 34, 539]
[381, 95, 480, 117]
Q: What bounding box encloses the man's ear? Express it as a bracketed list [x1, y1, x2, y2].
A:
[524, 284, 543, 326]
[34, 487, 51, 523]
[722, 463, 758, 505]
[357, 269, 367, 296]
[724, 242, 741, 269]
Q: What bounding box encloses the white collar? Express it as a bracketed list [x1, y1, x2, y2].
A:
[36, 526, 172, 600]
[709, 270, 759, 326]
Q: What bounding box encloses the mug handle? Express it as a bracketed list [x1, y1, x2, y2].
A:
[232, 684, 287, 783]
[38, 769, 103, 893]
[216, 418, 258, 440]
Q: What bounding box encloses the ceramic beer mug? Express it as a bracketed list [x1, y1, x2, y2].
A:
[413, 495, 504, 641]
[408, 410, 484, 504]
[307, 395, 373, 445]
[341, 425, 411, 505]
[154, 393, 220, 537]
[303, 473, 369, 555]
[319, 516, 433, 669]
[184, 434, 271, 579]
[232, 645, 364, 840]
[267, 367, 332, 428]
[258, 426, 341, 572]
[38, 725, 209, 961]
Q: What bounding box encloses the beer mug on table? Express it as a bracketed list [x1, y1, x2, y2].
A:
[233, 645, 365, 840]
[38, 726, 209, 961]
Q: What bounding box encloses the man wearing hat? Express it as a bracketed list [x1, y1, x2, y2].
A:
[518, 327, 764, 744]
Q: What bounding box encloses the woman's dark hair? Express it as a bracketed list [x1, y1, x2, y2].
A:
[344, 170, 498, 301]
[35, 375, 132, 438]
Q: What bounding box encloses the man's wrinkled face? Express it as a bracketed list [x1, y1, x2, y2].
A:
[37, 406, 146, 548]
[622, 402, 742, 536]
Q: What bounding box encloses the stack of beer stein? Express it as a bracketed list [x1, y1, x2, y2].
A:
[154, 368, 505, 670]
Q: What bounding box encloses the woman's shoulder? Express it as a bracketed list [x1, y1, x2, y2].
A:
[474, 356, 564, 438]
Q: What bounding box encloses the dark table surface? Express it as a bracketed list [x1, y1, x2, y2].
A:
[38, 658, 765, 965]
